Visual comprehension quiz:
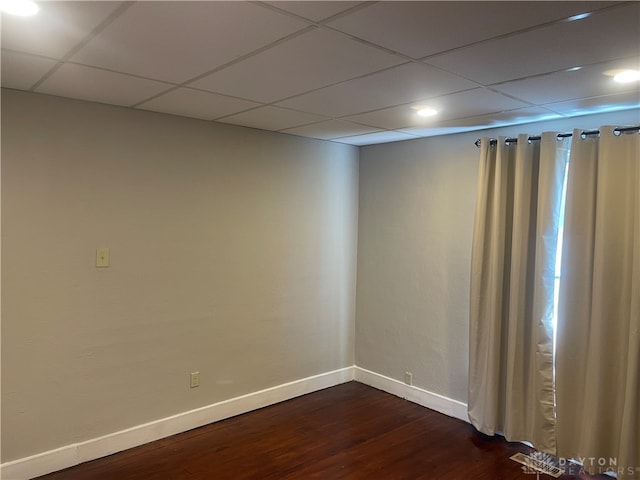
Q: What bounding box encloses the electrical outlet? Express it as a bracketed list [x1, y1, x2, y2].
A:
[190, 371, 200, 388]
[404, 372, 413, 386]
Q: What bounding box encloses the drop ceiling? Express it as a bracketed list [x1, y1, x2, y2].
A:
[2, 1, 639, 145]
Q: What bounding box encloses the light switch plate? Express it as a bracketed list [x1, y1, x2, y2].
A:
[96, 248, 110, 268]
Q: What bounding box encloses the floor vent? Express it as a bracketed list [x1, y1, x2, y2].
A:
[510, 452, 565, 478]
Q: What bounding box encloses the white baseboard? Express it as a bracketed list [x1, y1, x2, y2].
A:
[0, 367, 355, 480]
[1, 366, 469, 480]
[354, 366, 469, 423]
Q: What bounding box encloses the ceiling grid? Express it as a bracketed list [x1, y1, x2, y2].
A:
[2, 0, 638, 145]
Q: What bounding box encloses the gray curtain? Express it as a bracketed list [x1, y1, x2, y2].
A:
[468, 132, 569, 454]
[556, 127, 640, 479]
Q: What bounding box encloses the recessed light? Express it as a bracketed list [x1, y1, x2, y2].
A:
[566, 66, 582, 72]
[566, 12, 591, 22]
[613, 70, 640, 83]
[414, 106, 438, 117]
[0, 0, 39, 16]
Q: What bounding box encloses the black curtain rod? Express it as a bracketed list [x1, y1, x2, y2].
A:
[474, 125, 640, 148]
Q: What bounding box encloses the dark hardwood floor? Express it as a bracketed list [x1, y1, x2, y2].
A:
[36, 382, 606, 479]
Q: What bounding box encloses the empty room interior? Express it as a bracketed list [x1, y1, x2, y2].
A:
[1, 1, 639, 479]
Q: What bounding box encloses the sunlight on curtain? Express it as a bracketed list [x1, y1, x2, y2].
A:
[552, 162, 569, 358]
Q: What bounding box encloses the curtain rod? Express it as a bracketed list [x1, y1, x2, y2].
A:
[474, 125, 640, 148]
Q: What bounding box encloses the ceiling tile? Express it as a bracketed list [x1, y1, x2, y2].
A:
[398, 107, 563, 137]
[542, 91, 640, 118]
[190, 28, 404, 103]
[135, 87, 260, 121]
[343, 104, 433, 130]
[71, 2, 308, 83]
[36, 63, 172, 107]
[334, 130, 420, 146]
[1, 1, 121, 59]
[344, 89, 529, 130]
[1, 51, 58, 90]
[491, 57, 640, 105]
[282, 119, 381, 140]
[276, 62, 478, 117]
[266, 2, 362, 22]
[217, 106, 328, 131]
[326, 2, 615, 59]
[426, 3, 640, 85]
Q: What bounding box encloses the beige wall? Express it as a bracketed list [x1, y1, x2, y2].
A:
[355, 108, 640, 403]
[3, 87, 638, 464]
[1, 89, 359, 461]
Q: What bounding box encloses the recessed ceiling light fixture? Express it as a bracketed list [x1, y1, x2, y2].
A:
[414, 106, 438, 117]
[613, 70, 640, 83]
[566, 12, 591, 22]
[0, 0, 39, 16]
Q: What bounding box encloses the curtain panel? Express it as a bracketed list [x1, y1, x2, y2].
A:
[468, 133, 569, 454]
[555, 127, 640, 479]
[469, 125, 639, 479]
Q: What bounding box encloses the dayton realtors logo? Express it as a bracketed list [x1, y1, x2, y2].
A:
[560, 457, 640, 477]
[520, 452, 640, 478]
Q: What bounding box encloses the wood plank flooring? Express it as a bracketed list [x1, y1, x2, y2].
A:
[36, 382, 606, 479]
